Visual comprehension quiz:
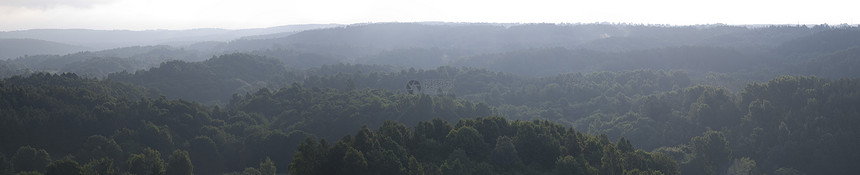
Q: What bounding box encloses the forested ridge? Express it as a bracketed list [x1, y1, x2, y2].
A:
[3, 67, 860, 174]
[4, 23, 860, 79]
[2, 23, 860, 175]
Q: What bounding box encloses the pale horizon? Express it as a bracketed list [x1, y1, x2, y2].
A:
[1, 0, 858, 31]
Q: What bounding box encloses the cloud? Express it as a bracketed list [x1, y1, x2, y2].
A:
[0, 0, 116, 9]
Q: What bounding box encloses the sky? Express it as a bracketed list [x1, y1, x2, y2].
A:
[0, 0, 858, 31]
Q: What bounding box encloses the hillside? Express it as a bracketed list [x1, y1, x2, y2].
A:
[5, 23, 860, 80]
[0, 39, 89, 60]
[108, 53, 290, 104]
[0, 24, 340, 50]
[6, 45, 208, 77]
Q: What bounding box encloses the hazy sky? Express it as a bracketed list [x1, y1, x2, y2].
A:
[1, 0, 857, 31]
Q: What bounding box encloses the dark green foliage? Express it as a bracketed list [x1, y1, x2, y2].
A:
[289, 138, 326, 175]
[15, 171, 42, 175]
[166, 150, 193, 175]
[77, 135, 123, 164]
[11, 146, 50, 173]
[601, 144, 624, 175]
[446, 126, 488, 160]
[127, 148, 165, 175]
[0, 153, 10, 175]
[773, 167, 805, 175]
[730, 76, 860, 174]
[681, 131, 732, 175]
[189, 136, 221, 175]
[290, 118, 677, 174]
[617, 138, 634, 153]
[490, 136, 522, 169]
[512, 121, 563, 169]
[727, 157, 758, 175]
[241, 167, 261, 175]
[0, 73, 149, 154]
[229, 83, 493, 143]
[554, 155, 597, 175]
[436, 149, 474, 174]
[650, 152, 680, 175]
[108, 53, 287, 104]
[0, 71, 506, 174]
[82, 158, 117, 175]
[405, 156, 423, 175]
[342, 147, 369, 174]
[367, 73, 860, 175]
[258, 157, 275, 175]
[237, 130, 306, 172]
[3, 53, 860, 175]
[45, 158, 82, 175]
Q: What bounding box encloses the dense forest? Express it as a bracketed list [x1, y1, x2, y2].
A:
[1, 23, 860, 174]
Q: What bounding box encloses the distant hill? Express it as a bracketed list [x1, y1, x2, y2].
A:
[7, 23, 860, 79]
[108, 53, 291, 104]
[802, 47, 860, 78]
[0, 38, 89, 59]
[695, 25, 815, 50]
[236, 24, 343, 40]
[776, 29, 860, 58]
[455, 46, 769, 77]
[221, 23, 611, 57]
[217, 23, 849, 68]
[0, 24, 342, 50]
[7, 45, 209, 77]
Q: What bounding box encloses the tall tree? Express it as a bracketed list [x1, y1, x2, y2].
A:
[683, 131, 732, 175]
[127, 148, 165, 175]
[11, 146, 51, 173]
[45, 158, 83, 175]
[82, 158, 116, 175]
[259, 157, 276, 175]
[166, 150, 193, 175]
[490, 136, 522, 168]
[446, 126, 488, 160]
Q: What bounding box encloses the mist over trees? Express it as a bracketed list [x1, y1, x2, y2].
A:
[4, 23, 858, 80]
[1, 22, 860, 174]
